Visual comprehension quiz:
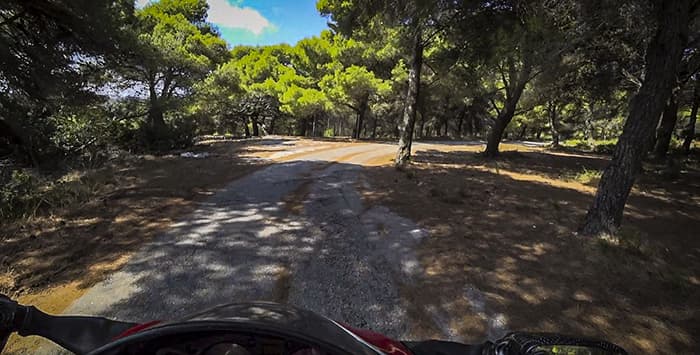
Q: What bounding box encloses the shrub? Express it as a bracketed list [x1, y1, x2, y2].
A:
[562, 139, 618, 155]
[0, 169, 40, 220]
[593, 142, 617, 155]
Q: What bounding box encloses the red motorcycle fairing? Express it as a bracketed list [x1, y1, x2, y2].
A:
[338, 323, 412, 355]
[113, 320, 161, 340]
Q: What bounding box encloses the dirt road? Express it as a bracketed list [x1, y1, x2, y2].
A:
[58, 138, 449, 347]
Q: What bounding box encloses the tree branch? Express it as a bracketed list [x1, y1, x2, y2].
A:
[497, 62, 511, 97]
[489, 98, 502, 116]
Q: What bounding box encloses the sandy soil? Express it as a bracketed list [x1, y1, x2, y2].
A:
[361, 144, 700, 354]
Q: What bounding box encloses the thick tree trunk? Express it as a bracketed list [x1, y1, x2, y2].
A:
[548, 101, 560, 147]
[395, 27, 423, 167]
[580, 0, 691, 237]
[654, 94, 679, 158]
[484, 62, 531, 157]
[682, 84, 699, 154]
[484, 94, 523, 156]
[147, 79, 168, 143]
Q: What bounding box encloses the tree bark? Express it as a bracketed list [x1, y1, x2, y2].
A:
[517, 124, 527, 140]
[352, 93, 370, 139]
[585, 101, 596, 144]
[312, 115, 317, 137]
[243, 117, 251, 138]
[548, 101, 560, 147]
[269, 116, 276, 135]
[147, 77, 167, 143]
[395, 27, 423, 167]
[455, 107, 466, 138]
[297, 117, 308, 136]
[251, 116, 260, 136]
[371, 113, 378, 139]
[418, 106, 426, 139]
[653, 94, 679, 159]
[682, 83, 699, 154]
[484, 80, 528, 156]
[579, 0, 691, 237]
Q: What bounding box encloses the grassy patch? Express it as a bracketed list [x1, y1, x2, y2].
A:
[571, 168, 602, 186]
[0, 169, 116, 222]
[561, 139, 617, 154]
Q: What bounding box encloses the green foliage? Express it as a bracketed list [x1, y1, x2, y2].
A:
[573, 168, 603, 186]
[562, 139, 618, 155]
[0, 170, 37, 220]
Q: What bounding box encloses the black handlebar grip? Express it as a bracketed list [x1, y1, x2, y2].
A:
[0, 294, 27, 353]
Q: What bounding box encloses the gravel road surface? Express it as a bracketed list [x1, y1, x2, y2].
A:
[61, 139, 429, 344]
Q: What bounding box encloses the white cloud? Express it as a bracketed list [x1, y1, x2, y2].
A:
[207, 0, 274, 36]
[135, 0, 150, 8]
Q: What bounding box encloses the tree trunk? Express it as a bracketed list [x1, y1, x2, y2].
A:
[484, 59, 531, 157]
[548, 101, 560, 147]
[484, 91, 525, 156]
[297, 117, 308, 136]
[517, 124, 527, 140]
[456, 107, 465, 138]
[580, 0, 691, 237]
[585, 101, 596, 144]
[269, 116, 276, 135]
[653, 94, 679, 159]
[252, 116, 260, 136]
[371, 114, 378, 139]
[147, 79, 167, 143]
[244, 117, 251, 138]
[682, 83, 699, 154]
[395, 27, 423, 167]
[418, 107, 426, 139]
[466, 113, 474, 136]
[312, 115, 318, 137]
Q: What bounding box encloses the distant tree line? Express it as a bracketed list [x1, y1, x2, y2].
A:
[1, 0, 699, 236]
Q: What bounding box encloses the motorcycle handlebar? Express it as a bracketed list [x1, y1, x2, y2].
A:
[0, 294, 136, 355]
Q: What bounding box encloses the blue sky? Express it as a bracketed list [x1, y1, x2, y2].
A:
[137, 0, 330, 47]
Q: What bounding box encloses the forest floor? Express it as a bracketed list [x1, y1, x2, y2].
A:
[2, 137, 698, 354]
[362, 144, 700, 354]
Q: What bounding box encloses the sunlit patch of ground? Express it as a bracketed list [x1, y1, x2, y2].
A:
[360, 145, 700, 354]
